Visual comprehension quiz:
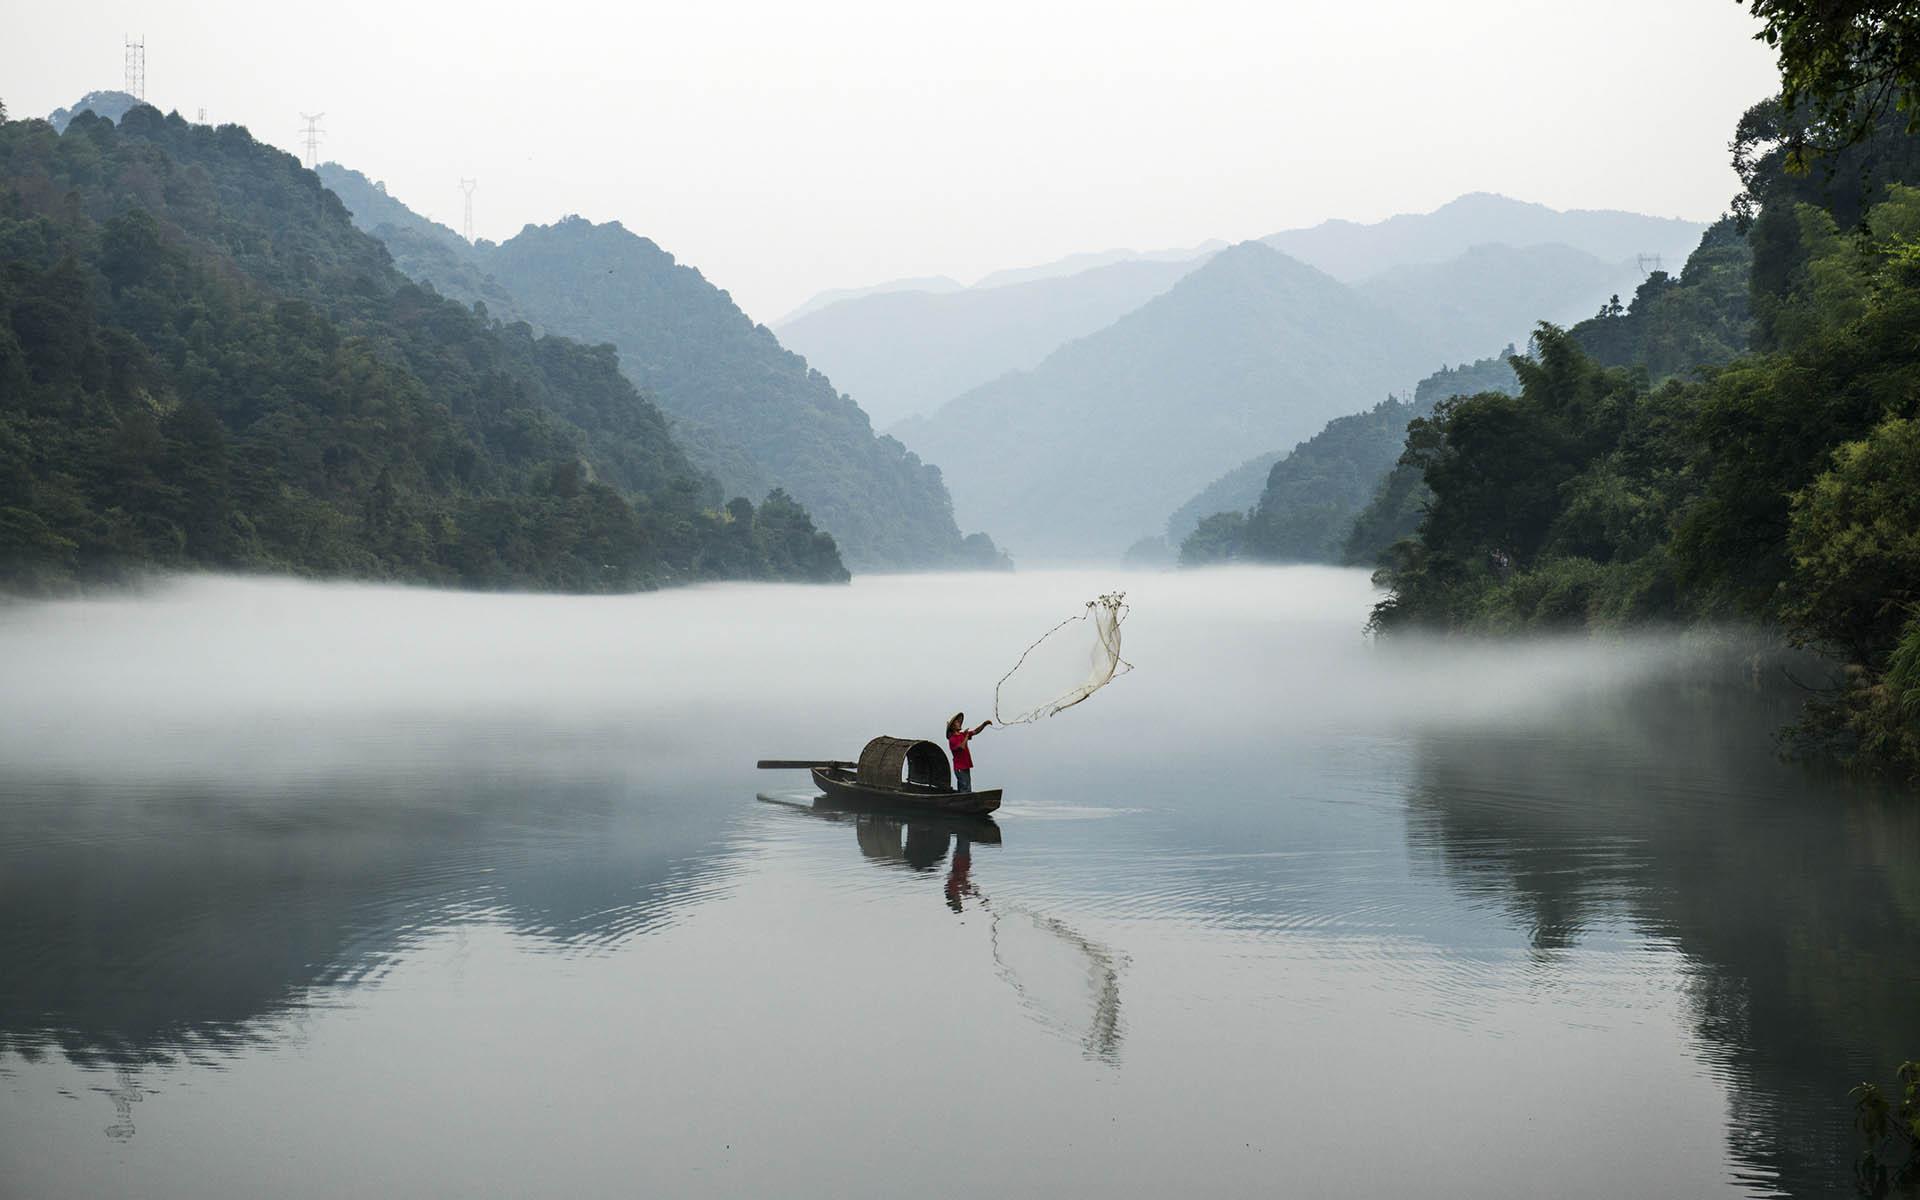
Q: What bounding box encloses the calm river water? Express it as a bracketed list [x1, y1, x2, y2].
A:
[1, 567, 1915, 1198]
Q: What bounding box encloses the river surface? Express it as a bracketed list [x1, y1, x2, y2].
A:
[1, 567, 1915, 1198]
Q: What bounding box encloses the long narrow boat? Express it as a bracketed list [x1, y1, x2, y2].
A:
[758, 735, 1002, 816]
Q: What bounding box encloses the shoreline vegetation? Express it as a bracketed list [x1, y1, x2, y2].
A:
[1172, 9, 1920, 780]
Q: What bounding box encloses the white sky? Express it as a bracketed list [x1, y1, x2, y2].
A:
[5, 0, 1781, 323]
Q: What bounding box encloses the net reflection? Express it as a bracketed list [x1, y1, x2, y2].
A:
[760, 794, 1124, 1064]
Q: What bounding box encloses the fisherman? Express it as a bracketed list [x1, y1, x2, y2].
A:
[946, 712, 991, 793]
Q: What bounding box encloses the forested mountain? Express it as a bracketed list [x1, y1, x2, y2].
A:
[1358, 243, 1644, 363]
[1163, 449, 1286, 543]
[0, 105, 848, 590]
[1339, 355, 1521, 567]
[1264, 192, 1704, 282]
[892, 241, 1440, 559]
[1175, 354, 1519, 567]
[473, 218, 998, 570]
[1368, 68, 1920, 773]
[314, 171, 997, 571]
[317, 165, 532, 327]
[1567, 217, 1753, 382]
[777, 256, 1208, 427]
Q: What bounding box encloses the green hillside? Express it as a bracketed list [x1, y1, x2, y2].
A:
[1174, 354, 1518, 567]
[314, 168, 998, 571]
[0, 106, 846, 590]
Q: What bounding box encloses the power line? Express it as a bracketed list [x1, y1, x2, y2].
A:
[298, 112, 326, 169]
[123, 36, 145, 101]
[455, 176, 474, 241]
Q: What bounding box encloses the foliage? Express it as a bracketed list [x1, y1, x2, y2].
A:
[1175, 352, 1520, 569]
[1852, 1060, 1920, 1196]
[1370, 142, 1920, 770]
[1567, 218, 1754, 381]
[1676, 215, 1920, 617]
[0, 106, 847, 590]
[1785, 414, 1920, 663]
[1341, 353, 1522, 566]
[1747, 0, 1920, 155]
[1235, 395, 1426, 563]
[1177, 511, 1245, 566]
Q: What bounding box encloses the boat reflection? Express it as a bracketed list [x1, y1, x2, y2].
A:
[757, 793, 1122, 1063]
[759, 792, 1000, 907]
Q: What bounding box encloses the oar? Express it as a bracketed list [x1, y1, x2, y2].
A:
[756, 759, 857, 769]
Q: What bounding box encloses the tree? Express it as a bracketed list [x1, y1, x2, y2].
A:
[1178, 511, 1245, 565]
[1747, 0, 1920, 157]
[1785, 414, 1920, 664]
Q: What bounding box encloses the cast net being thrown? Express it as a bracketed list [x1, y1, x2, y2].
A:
[993, 592, 1132, 726]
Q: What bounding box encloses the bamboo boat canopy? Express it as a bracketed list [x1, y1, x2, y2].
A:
[857, 736, 952, 791]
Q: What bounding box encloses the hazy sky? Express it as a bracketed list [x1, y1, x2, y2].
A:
[6, 1, 1781, 323]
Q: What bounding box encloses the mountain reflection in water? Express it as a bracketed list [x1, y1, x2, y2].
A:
[0, 569, 1916, 1199]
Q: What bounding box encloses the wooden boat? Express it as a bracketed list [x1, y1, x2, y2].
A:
[758, 735, 1002, 816]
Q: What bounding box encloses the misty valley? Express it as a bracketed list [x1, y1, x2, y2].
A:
[6, 3, 1920, 1197]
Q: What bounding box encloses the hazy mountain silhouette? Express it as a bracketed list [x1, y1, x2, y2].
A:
[1264, 192, 1704, 281]
[893, 241, 1439, 559]
[777, 256, 1211, 428]
[1357, 242, 1645, 362]
[776, 275, 965, 325]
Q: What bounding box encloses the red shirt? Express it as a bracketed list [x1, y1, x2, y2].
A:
[948, 729, 974, 770]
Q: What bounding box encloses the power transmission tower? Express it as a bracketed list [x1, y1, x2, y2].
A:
[1636, 253, 1664, 276]
[298, 113, 326, 169]
[124, 37, 146, 101]
[460, 178, 477, 242]
[197, 106, 207, 124]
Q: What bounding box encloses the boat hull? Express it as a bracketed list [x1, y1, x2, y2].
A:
[811, 767, 1002, 815]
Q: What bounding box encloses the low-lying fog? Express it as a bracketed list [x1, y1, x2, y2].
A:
[0, 566, 1729, 784]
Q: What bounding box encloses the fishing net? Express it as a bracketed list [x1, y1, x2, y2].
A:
[989, 903, 1124, 1063]
[993, 592, 1132, 726]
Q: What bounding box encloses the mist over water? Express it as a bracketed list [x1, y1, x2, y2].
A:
[1, 567, 1914, 1198]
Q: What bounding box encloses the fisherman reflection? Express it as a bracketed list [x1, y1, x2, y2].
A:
[945, 837, 979, 913]
[842, 809, 990, 911]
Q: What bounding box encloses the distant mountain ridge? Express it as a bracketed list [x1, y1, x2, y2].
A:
[1357, 242, 1647, 363]
[778, 256, 1211, 428]
[777, 275, 965, 325]
[1264, 192, 1705, 282]
[894, 241, 1442, 560]
[780, 195, 1702, 437]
